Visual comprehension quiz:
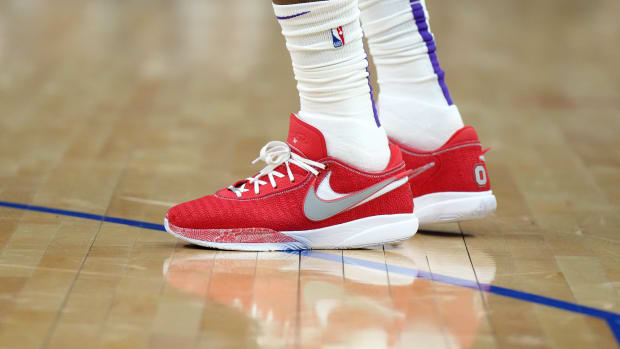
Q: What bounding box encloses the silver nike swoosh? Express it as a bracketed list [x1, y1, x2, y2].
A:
[409, 162, 435, 178]
[303, 172, 404, 222]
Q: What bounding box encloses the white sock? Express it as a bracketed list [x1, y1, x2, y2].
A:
[273, 0, 390, 171]
[359, 0, 464, 151]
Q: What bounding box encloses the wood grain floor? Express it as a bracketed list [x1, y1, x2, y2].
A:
[1, 0, 619, 348]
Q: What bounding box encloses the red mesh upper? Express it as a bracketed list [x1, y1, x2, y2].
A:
[166, 114, 413, 232]
[166, 150, 413, 231]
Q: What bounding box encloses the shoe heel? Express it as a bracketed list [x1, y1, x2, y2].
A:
[414, 191, 497, 225]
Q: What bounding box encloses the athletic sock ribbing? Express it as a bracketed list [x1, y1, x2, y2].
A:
[359, 0, 464, 151]
[274, 0, 390, 171]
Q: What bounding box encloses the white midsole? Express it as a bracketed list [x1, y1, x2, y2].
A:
[413, 191, 497, 225]
[165, 213, 418, 251]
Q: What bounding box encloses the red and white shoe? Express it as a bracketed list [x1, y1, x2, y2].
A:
[390, 126, 497, 225]
[165, 114, 418, 251]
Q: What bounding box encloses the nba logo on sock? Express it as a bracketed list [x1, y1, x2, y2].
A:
[331, 26, 345, 48]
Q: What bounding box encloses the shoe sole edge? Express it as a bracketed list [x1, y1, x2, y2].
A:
[414, 190, 497, 225]
[165, 213, 418, 251]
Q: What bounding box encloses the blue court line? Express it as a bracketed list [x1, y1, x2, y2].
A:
[0, 200, 166, 232]
[1, 200, 619, 345]
[300, 250, 620, 345]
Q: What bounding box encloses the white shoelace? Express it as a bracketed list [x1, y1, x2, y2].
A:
[228, 141, 326, 198]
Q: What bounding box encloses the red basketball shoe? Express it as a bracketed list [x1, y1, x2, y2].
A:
[165, 114, 418, 251]
[390, 126, 497, 225]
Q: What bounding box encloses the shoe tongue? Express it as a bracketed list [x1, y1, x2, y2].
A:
[286, 113, 327, 161]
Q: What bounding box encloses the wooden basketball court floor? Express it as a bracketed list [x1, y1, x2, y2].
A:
[1, 0, 619, 348]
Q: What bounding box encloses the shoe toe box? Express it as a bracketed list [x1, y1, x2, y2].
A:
[166, 196, 221, 229]
[166, 195, 280, 230]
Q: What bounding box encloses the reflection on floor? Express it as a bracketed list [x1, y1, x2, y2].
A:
[164, 238, 497, 349]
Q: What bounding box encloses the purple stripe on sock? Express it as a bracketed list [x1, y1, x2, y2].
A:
[276, 11, 311, 20]
[365, 57, 381, 127]
[409, 1, 453, 105]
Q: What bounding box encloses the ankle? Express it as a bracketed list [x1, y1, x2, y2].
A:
[298, 111, 391, 171]
[379, 94, 464, 151]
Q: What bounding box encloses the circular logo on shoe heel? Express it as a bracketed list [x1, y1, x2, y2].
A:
[474, 164, 488, 186]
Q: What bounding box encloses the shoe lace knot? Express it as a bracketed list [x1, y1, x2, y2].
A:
[228, 141, 325, 198]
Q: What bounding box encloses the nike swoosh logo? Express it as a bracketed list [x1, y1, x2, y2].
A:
[303, 171, 408, 221]
[276, 11, 311, 20]
[409, 162, 435, 179]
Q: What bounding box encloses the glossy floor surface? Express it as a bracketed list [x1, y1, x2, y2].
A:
[1, 0, 620, 348]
